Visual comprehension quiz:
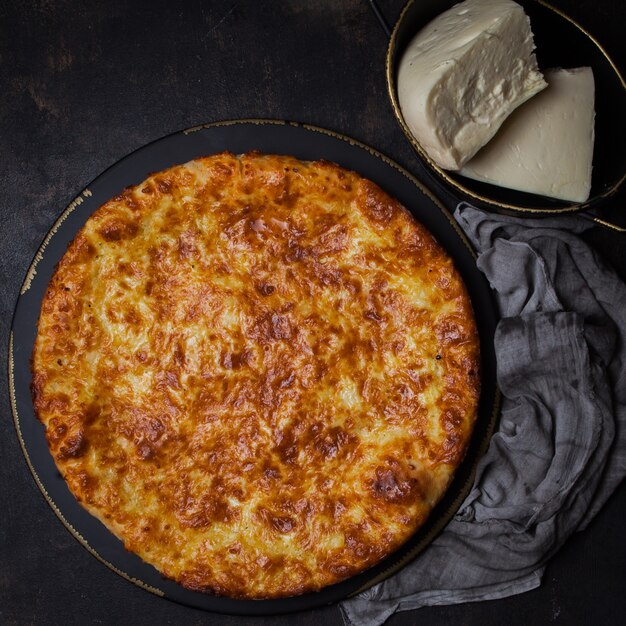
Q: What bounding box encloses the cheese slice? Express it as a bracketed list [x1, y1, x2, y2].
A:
[460, 67, 595, 202]
[398, 0, 547, 170]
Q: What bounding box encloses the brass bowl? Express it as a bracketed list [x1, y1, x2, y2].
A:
[386, 0, 626, 219]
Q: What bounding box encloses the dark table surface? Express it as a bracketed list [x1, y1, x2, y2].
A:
[1, 1, 625, 624]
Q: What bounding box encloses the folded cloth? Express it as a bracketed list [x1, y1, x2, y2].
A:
[340, 204, 626, 626]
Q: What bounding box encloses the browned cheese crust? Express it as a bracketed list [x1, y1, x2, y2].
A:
[31, 152, 480, 598]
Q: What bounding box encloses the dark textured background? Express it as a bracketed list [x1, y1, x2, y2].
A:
[1, 1, 625, 624]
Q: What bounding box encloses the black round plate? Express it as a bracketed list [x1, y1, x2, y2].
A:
[8, 119, 498, 615]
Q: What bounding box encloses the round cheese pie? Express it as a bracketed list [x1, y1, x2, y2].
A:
[32, 152, 480, 598]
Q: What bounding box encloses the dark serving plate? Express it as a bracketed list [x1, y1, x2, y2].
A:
[8, 119, 499, 614]
[386, 0, 626, 220]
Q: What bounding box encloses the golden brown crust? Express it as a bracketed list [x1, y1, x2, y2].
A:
[32, 152, 480, 598]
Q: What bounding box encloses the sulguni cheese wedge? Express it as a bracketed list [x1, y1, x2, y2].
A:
[398, 0, 547, 170]
[460, 67, 595, 202]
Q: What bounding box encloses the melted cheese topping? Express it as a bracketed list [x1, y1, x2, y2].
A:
[32, 153, 480, 598]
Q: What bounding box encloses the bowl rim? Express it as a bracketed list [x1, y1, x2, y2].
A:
[386, 0, 626, 215]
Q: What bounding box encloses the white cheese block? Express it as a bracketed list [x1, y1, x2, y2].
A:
[460, 67, 595, 202]
[397, 0, 547, 170]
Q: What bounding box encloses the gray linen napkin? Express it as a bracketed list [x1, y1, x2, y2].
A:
[340, 204, 626, 626]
